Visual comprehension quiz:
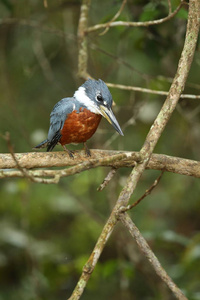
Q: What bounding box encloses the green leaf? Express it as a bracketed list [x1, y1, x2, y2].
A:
[176, 9, 188, 20]
[139, 3, 160, 22]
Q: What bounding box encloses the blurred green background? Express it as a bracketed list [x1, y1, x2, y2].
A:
[0, 0, 200, 299]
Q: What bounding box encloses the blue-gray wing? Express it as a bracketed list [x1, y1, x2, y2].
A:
[47, 97, 75, 151]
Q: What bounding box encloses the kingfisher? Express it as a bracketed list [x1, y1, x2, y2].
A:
[34, 79, 123, 157]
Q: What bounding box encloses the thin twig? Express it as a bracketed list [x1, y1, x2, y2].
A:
[119, 213, 188, 300]
[121, 170, 164, 212]
[32, 30, 55, 82]
[86, 1, 183, 33]
[89, 42, 149, 80]
[3, 132, 34, 182]
[89, 42, 200, 91]
[109, 0, 127, 22]
[99, 0, 127, 35]
[167, 0, 172, 14]
[97, 168, 117, 191]
[106, 82, 200, 99]
[2, 133, 59, 184]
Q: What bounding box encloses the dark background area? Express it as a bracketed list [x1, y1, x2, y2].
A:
[0, 0, 200, 299]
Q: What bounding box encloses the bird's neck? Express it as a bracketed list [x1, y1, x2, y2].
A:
[74, 86, 100, 114]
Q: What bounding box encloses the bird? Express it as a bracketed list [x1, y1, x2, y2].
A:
[34, 79, 123, 157]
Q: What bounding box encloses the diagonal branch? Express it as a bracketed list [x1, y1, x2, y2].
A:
[97, 168, 117, 191]
[99, 0, 127, 35]
[121, 170, 165, 212]
[113, 0, 200, 222]
[68, 210, 118, 300]
[119, 213, 188, 300]
[69, 1, 200, 299]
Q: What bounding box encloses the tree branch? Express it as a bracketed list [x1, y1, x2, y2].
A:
[121, 170, 164, 212]
[1, 151, 200, 179]
[77, 0, 91, 79]
[119, 213, 188, 300]
[106, 82, 200, 100]
[68, 210, 118, 300]
[86, 1, 184, 33]
[112, 0, 199, 213]
[97, 168, 117, 191]
[1, 151, 200, 180]
[99, 0, 127, 36]
[68, 1, 200, 298]
[1, 133, 59, 184]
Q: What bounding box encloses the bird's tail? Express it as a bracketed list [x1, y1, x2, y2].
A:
[33, 139, 48, 150]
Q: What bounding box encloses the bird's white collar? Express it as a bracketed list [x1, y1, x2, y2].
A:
[74, 86, 100, 114]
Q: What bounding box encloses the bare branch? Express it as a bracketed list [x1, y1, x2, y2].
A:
[109, 0, 127, 22]
[1, 151, 200, 179]
[0, 150, 139, 169]
[167, 0, 172, 14]
[106, 82, 200, 100]
[97, 168, 117, 191]
[112, 0, 200, 210]
[3, 132, 36, 182]
[68, 210, 118, 300]
[99, 0, 127, 36]
[119, 213, 188, 300]
[86, 2, 183, 33]
[2, 133, 60, 184]
[77, 0, 91, 79]
[68, 2, 199, 298]
[0, 151, 136, 184]
[121, 170, 164, 212]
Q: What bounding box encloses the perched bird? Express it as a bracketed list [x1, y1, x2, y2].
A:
[34, 79, 123, 157]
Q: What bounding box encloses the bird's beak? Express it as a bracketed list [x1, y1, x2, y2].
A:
[99, 105, 124, 136]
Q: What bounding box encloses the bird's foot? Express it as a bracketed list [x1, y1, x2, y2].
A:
[83, 143, 91, 157]
[62, 145, 74, 159]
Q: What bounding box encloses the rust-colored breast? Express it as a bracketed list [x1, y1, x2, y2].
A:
[60, 108, 102, 145]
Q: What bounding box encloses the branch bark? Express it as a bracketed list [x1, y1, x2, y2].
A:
[106, 82, 200, 99]
[1, 150, 200, 179]
[77, 0, 91, 79]
[86, 1, 183, 33]
[1, 1, 199, 299]
[69, 0, 200, 299]
[119, 213, 187, 300]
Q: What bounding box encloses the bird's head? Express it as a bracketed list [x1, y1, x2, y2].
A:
[74, 79, 123, 136]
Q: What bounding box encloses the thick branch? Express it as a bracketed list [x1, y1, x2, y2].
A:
[0, 151, 200, 179]
[69, 1, 200, 299]
[115, 0, 200, 211]
[68, 211, 117, 300]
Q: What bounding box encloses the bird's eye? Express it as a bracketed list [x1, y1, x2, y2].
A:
[96, 94, 103, 102]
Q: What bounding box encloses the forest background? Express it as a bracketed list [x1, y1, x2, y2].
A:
[0, 0, 200, 299]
